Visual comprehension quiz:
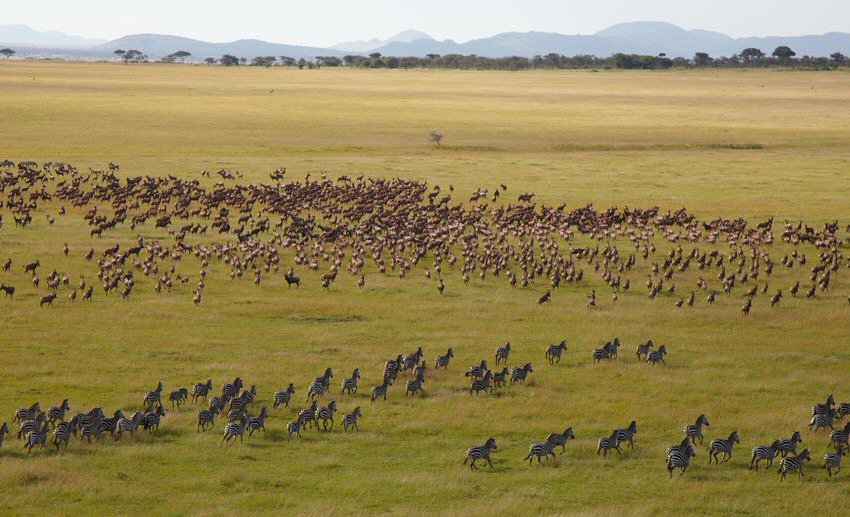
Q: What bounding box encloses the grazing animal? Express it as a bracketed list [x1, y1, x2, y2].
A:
[169, 388, 189, 409]
[315, 402, 337, 431]
[635, 339, 653, 361]
[464, 437, 497, 469]
[341, 369, 360, 395]
[14, 402, 41, 423]
[39, 294, 57, 307]
[492, 367, 510, 388]
[52, 420, 75, 452]
[646, 345, 667, 366]
[809, 409, 837, 432]
[770, 290, 782, 307]
[221, 377, 244, 401]
[777, 431, 803, 457]
[779, 448, 811, 481]
[824, 446, 845, 477]
[709, 431, 740, 464]
[597, 432, 622, 457]
[838, 402, 850, 420]
[829, 421, 850, 450]
[221, 415, 247, 445]
[812, 394, 835, 416]
[667, 443, 696, 477]
[510, 363, 533, 384]
[307, 368, 334, 401]
[545, 340, 568, 365]
[0, 284, 14, 298]
[47, 399, 71, 427]
[371, 378, 393, 403]
[274, 384, 296, 409]
[684, 414, 710, 445]
[342, 406, 362, 431]
[546, 427, 576, 454]
[192, 379, 213, 404]
[435, 348, 454, 370]
[613, 421, 638, 449]
[525, 441, 556, 464]
[405, 373, 426, 397]
[464, 360, 488, 379]
[538, 290, 551, 304]
[24, 421, 49, 454]
[750, 441, 782, 470]
[247, 407, 269, 437]
[287, 419, 303, 441]
[495, 341, 511, 365]
[143, 405, 166, 433]
[197, 408, 218, 432]
[115, 412, 145, 440]
[470, 370, 494, 395]
[143, 381, 164, 410]
[24, 260, 40, 275]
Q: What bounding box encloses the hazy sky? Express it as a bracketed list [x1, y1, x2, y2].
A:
[9, 0, 850, 46]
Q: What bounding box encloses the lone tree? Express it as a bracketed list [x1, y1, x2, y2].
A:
[168, 50, 192, 63]
[0, 48, 14, 59]
[772, 46, 796, 65]
[429, 130, 443, 147]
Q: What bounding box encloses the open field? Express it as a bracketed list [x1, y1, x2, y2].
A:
[1, 62, 850, 515]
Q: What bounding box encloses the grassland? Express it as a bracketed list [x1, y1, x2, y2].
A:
[1, 62, 850, 515]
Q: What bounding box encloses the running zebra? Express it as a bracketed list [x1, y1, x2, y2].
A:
[237, 385, 257, 407]
[24, 421, 49, 454]
[52, 421, 75, 452]
[221, 415, 247, 445]
[812, 394, 835, 416]
[750, 441, 782, 470]
[779, 448, 811, 481]
[13, 402, 41, 423]
[613, 421, 638, 449]
[405, 373, 426, 397]
[545, 340, 568, 365]
[604, 339, 621, 359]
[273, 384, 296, 409]
[0, 423, 8, 449]
[247, 407, 269, 437]
[299, 402, 319, 429]
[592, 348, 613, 364]
[307, 368, 334, 402]
[287, 419, 303, 441]
[115, 412, 145, 440]
[209, 396, 227, 414]
[98, 410, 124, 438]
[495, 342, 512, 365]
[403, 347, 424, 371]
[79, 421, 103, 443]
[143, 381, 164, 410]
[684, 414, 710, 445]
[667, 443, 696, 477]
[143, 406, 166, 433]
[524, 441, 556, 464]
[197, 407, 219, 432]
[492, 367, 510, 388]
[192, 379, 213, 404]
[342, 407, 362, 431]
[708, 431, 740, 464]
[464, 437, 497, 469]
[666, 436, 691, 457]
[169, 388, 189, 409]
[829, 422, 850, 449]
[545, 427, 576, 454]
[371, 378, 393, 404]
[47, 399, 71, 426]
[635, 339, 654, 361]
[221, 377, 244, 401]
[435, 348, 454, 370]
[315, 402, 337, 431]
[838, 402, 850, 420]
[824, 445, 845, 477]
[470, 370, 493, 395]
[465, 360, 488, 379]
[777, 431, 803, 457]
[384, 355, 403, 379]
[809, 409, 837, 432]
[69, 407, 105, 438]
[646, 345, 667, 366]
[17, 413, 47, 440]
[510, 363, 533, 385]
[341, 369, 361, 395]
[597, 432, 622, 457]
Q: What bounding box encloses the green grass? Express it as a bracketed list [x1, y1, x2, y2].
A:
[1, 62, 850, 516]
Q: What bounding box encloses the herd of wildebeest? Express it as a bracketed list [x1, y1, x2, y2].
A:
[1, 160, 849, 479]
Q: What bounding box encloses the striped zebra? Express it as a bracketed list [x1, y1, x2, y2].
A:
[750, 441, 782, 470]
[315, 402, 337, 431]
[435, 348, 454, 370]
[464, 437, 497, 469]
[412, 361, 427, 380]
[98, 410, 125, 438]
[287, 419, 303, 441]
[708, 431, 740, 464]
[69, 407, 105, 435]
[209, 396, 227, 414]
[274, 384, 296, 409]
[115, 412, 145, 441]
[495, 342, 512, 365]
[24, 421, 49, 454]
[545, 340, 568, 365]
[493, 367, 510, 388]
[79, 421, 103, 443]
[465, 360, 489, 380]
[812, 394, 835, 416]
[830, 422, 850, 450]
[0, 423, 8, 449]
[371, 379, 393, 404]
[667, 436, 691, 457]
[192, 379, 213, 404]
[779, 448, 811, 481]
[597, 432, 622, 457]
[684, 414, 710, 445]
[405, 373, 426, 397]
[470, 370, 493, 395]
[510, 363, 533, 385]
[308, 368, 334, 402]
[384, 355, 403, 378]
[824, 445, 845, 477]
[592, 348, 613, 364]
[52, 420, 76, 452]
[403, 347, 424, 371]
[143, 381, 164, 410]
[546, 427, 576, 454]
[13, 402, 41, 423]
[777, 431, 803, 457]
[342, 407, 362, 431]
[17, 413, 47, 440]
[838, 403, 850, 420]
[809, 409, 837, 432]
[613, 421, 638, 449]
[238, 385, 258, 407]
[228, 408, 245, 423]
[169, 389, 188, 409]
[646, 345, 668, 366]
[197, 407, 219, 432]
[47, 399, 71, 427]
[221, 414, 247, 445]
[299, 402, 319, 429]
[143, 405, 166, 433]
[604, 339, 621, 359]
[247, 407, 269, 437]
[525, 441, 556, 464]
[221, 377, 244, 401]
[635, 339, 654, 361]
[667, 443, 696, 477]
[341, 369, 361, 395]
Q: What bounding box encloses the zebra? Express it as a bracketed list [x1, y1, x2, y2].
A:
[315, 402, 337, 431]
[287, 419, 303, 440]
[247, 407, 269, 437]
[115, 412, 145, 440]
[221, 377, 244, 401]
[684, 414, 710, 445]
[299, 402, 319, 429]
[613, 421, 638, 449]
[412, 361, 427, 380]
[52, 420, 76, 452]
[824, 445, 845, 477]
[465, 360, 488, 379]
[546, 427, 576, 454]
[0, 423, 8, 449]
[274, 384, 296, 409]
[371, 378, 393, 403]
[384, 355, 403, 379]
[597, 432, 622, 457]
[545, 340, 568, 365]
[666, 436, 692, 457]
[592, 348, 613, 364]
[646, 345, 668, 366]
[464, 437, 497, 469]
[812, 394, 835, 416]
[24, 421, 49, 454]
[238, 385, 258, 407]
[435, 348, 454, 370]
[405, 373, 426, 397]
[636, 339, 654, 361]
[708, 431, 740, 464]
[838, 402, 850, 420]
[604, 338, 621, 359]
[69, 407, 105, 437]
[342, 407, 362, 431]
[79, 421, 103, 443]
[495, 342, 512, 365]
[143, 405, 166, 433]
[341, 369, 361, 395]
[96, 409, 123, 438]
[308, 368, 334, 402]
[777, 431, 803, 457]
[779, 448, 811, 481]
[492, 367, 510, 388]
[809, 409, 837, 432]
[197, 408, 219, 432]
[667, 443, 696, 477]
[13, 402, 41, 423]
[17, 413, 47, 440]
[750, 441, 782, 470]
[169, 388, 189, 409]
[143, 381, 164, 410]
[47, 399, 71, 427]
[470, 370, 493, 395]
[510, 363, 533, 385]
[221, 414, 247, 445]
[209, 396, 227, 414]
[525, 441, 556, 464]
[191, 379, 213, 404]
[403, 347, 424, 371]
[829, 422, 850, 450]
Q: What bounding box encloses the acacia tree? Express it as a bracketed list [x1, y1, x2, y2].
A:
[740, 48, 765, 66]
[204, 57, 217, 65]
[830, 52, 847, 68]
[113, 49, 125, 61]
[694, 52, 713, 67]
[0, 48, 15, 59]
[772, 46, 796, 65]
[168, 50, 192, 63]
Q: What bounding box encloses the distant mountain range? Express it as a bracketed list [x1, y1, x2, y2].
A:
[3, 22, 850, 60]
